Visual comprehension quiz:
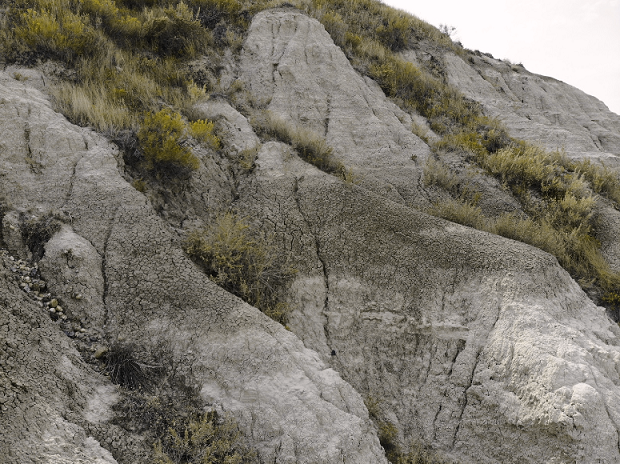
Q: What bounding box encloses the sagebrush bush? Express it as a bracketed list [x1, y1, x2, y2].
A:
[153, 411, 254, 464]
[138, 109, 200, 173]
[189, 119, 220, 149]
[184, 213, 296, 325]
[141, 3, 210, 57]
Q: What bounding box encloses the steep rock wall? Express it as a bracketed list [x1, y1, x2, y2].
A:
[3, 6, 620, 464]
[240, 8, 433, 209]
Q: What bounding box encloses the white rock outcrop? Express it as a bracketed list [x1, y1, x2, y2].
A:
[240, 8, 433, 208]
[443, 52, 620, 164]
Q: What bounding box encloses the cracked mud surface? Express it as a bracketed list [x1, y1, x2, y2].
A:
[2, 7, 620, 464]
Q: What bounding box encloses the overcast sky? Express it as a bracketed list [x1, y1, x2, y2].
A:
[381, 0, 620, 115]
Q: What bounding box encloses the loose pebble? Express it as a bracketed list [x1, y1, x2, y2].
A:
[94, 346, 108, 359]
[2, 249, 93, 347]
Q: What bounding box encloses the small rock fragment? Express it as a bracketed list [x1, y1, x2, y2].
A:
[94, 346, 108, 359]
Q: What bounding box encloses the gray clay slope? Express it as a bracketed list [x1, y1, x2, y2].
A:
[2, 7, 620, 464]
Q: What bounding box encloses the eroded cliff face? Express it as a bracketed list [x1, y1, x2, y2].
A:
[441, 52, 620, 165]
[234, 10, 620, 463]
[2, 6, 620, 464]
[0, 70, 386, 464]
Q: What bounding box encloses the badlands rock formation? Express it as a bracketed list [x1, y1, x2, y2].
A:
[0, 70, 386, 463]
[2, 6, 620, 464]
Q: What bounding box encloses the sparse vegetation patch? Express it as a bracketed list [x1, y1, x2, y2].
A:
[184, 213, 296, 325]
[108, 343, 257, 463]
[253, 112, 345, 177]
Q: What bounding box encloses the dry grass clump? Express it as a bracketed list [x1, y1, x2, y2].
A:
[422, 157, 459, 193]
[572, 158, 620, 205]
[254, 112, 345, 177]
[428, 198, 488, 231]
[52, 82, 133, 132]
[184, 213, 296, 325]
[424, 138, 620, 301]
[153, 411, 255, 464]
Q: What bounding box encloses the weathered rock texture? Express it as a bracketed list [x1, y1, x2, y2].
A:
[236, 9, 620, 464]
[442, 52, 620, 165]
[2, 6, 620, 464]
[0, 252, 119, 464]
[0, 71, 386, 463]
[240, 9, 433, 209]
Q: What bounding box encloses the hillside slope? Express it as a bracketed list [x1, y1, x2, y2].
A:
[1, 3, 620, 464]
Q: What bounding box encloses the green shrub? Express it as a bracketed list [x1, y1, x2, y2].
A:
[138, 109, 200, 173]
[11, 5, 103, 63]
[189, 119, 220, 149]
[478, 145, 591, 202]
[184, 213, 296, 325]
[426, 194, 618, 296]
[141, 3, 210, 58]
[378, 420, 401, 463]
